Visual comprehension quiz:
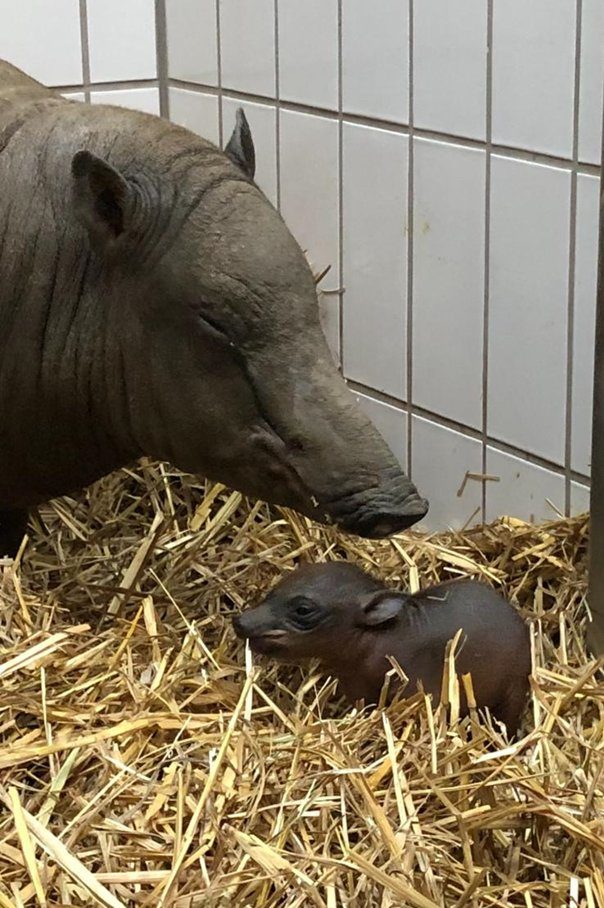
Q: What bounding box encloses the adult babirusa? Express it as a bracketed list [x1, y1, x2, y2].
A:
[0, 59, 428, 555]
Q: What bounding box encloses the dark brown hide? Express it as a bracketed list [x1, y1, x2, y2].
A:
[234, 562, 531, 735]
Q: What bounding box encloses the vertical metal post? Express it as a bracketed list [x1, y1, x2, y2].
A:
[587, 84, 604, 655]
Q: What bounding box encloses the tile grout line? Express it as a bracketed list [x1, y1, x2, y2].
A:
[481, 0, 494, 523]
[165, 77, 602, 175]
[88, 82, 162, 99]
[216, 0, 223, 147]
[406, 0, 414, 480]
[78, 0, 91, 102]
[565, 0, 583, 515]
[61, 78, 160, 93]
[345, 378, 591, 486]
[337, 0, 344, 372]
[274, 0, 281, 212]
[154, 0, 169, 118]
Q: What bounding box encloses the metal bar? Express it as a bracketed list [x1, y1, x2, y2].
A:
[586, 79, 604, 655]
[155, 0, 169, 119]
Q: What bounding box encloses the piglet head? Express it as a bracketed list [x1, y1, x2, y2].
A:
[232, 561, 405, 664]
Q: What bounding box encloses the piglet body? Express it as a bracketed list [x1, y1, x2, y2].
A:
[233, 563, 531, 735]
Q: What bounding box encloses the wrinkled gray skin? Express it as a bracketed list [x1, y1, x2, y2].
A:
[0, 60, 428, 556]
[234, 562, 531, 735]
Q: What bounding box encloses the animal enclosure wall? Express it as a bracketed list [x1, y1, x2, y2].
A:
[1, 0, 603, 531]
[0, 0, 162, 111]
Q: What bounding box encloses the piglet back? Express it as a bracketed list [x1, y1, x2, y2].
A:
[411, 579, 531, 734]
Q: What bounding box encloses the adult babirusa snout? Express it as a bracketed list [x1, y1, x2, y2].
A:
[322, 474, 428, 538]
[251, 352, 428, 537]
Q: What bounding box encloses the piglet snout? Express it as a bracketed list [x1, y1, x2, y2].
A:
[232, 611, 284, 642]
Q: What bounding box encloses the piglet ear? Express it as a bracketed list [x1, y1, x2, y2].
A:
[225, 107, 256, 179]
[71, 150, 132, 248]
[359, 591, 403, 627]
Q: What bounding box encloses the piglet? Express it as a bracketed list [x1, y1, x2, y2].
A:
[233, 562, 531, 735]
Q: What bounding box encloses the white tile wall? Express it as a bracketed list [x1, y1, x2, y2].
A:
[571, 481, 591, 515]
[169, 88, 220, 145]
[278, 0, 338, 110]
[222, 97, 278, 206]
[342, 0, 408, 124]
[414, 0, 487, 141]
[488, 156, 570, 464]
[279, 110, 340, 358]
[219, 0, 275, 97]
[87, 0, 157, 83]
[0, 0, 82, 85]
[572, 174, 600, 477]
[354, 393, 407, 470]
[492, 0, 576, 158]
[412, 417, 483, 531]
[578, 0, 604, 166]
[485, 448, 565, 523]
[90, 88, 160, 116]
[342, 122, 408, 399]
[166, 0, 218, 86]
[413, 139, 485, 429]
[279, 109, 340, 278]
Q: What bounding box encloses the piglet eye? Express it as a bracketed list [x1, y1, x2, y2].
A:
[287, 596, 324, 630]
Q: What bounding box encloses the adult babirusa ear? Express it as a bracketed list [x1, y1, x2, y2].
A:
[358, 591, 403, 627]
[225, 107, 256, 179]
[71, 150, 133, 247]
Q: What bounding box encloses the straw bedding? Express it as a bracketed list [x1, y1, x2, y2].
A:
[0, 461, 600, 907]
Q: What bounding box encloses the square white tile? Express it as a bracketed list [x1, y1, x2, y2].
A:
[492, 0, 575, 157]
[279, 110, 340, 360]
[413, 139, 485, 429]
[166, 0, 217, 85]
[411, 416, 483, 532]
[414, 0, 487, 141]
[488, 156, 570, 464]
[222, 97, 277, 206]
[278, 0, 338, 109]
[485, 448, 565, 523]
[353, 392, 407, 470]
[90, 88, 160, 116]
[87, 0, 157, 83]
[169, 88, 219, 145]
[0, 0, 82, 85]
[579, 0, 604, 165]
[572, 174, 599, 477]
[342, 122, 408, 400]
[219, 0, 275, 97]
[342, 0, 408, 124]
[279, 111, 339, 273]
[570, 481, 590, 515]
